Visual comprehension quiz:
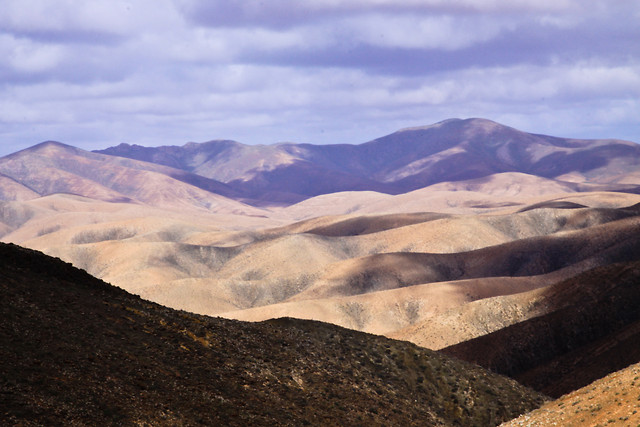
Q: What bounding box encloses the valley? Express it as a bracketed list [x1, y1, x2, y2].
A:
[3, 118, 640, 424]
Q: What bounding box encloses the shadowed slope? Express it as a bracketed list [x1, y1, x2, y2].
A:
[441, 260, 640, 398]
[0, 243, 546, 426]
[304, 212, 451, 237]
[296, 211, 640, 300]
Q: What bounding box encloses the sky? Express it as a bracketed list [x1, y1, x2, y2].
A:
[1, 0, 639, 156]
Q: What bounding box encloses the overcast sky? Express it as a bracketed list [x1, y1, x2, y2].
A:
[1, 0, 639, 156]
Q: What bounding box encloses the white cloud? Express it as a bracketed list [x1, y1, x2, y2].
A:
[0, 0, 180, 37]
[5, 36, 64, 73]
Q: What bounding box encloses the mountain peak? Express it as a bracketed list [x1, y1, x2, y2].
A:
[35, 140, 76, 149]
[396, 117, 508, 134]
[396, 118, 463, 133]
[3, 140, 82, 159]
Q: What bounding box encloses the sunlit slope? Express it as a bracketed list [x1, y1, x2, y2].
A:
[502, 362, 640, 426]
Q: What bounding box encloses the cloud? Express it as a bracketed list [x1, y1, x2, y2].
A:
[0, 0, 638, 157]
[177, 0, 583, 30]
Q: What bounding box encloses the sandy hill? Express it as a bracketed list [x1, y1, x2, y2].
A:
[222, 204, 640, 338]
[5, 191, 640, 331]
[501, 362, 640, 426]
[0, 242, 546, 426]
[277, 175, 640, 220]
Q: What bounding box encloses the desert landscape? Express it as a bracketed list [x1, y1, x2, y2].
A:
[3, 118, 640, 424]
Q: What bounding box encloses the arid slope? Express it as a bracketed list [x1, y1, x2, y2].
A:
[502, 362, 640, 426]
[0, 242, 546, 426]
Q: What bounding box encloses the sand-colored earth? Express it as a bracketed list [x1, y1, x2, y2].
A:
[3, 180, 640, 353]
[502, 362, 640, 426]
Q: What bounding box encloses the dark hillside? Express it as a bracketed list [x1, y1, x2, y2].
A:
[0, 243, 545, 426]
[442, 260, 640, 398]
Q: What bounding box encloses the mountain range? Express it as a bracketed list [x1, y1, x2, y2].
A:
[0, 118, 638, 212]
[96, 117, 640, 204]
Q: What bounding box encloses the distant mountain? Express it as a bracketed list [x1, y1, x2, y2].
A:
[0, 141, 262, 215]
[96, 118, 640, 204]
[97, 140, 399, 204]
[1, 118, 638, 208]
[0, 242, 546, 425]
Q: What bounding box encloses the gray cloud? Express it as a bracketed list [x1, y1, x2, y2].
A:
[177, 0, 588, 30]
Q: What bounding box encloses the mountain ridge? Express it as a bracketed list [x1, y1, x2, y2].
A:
[1, 118, 638, 209]
[0, 140, 263, 215]
[94, 118, 640, 204]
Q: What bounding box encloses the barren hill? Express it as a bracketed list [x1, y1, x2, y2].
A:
[3, 122, 640, 406]
[6, 190, 640, 335]
[0, 242, 546, 426]
[502, 362, 640, 426]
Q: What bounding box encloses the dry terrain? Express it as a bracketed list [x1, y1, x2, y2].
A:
[0, 242, 546, 426]
[502, 362, 640, 426]
[4, 184, 640, 345]
[3, 118, 640, 424]
[441, 259, 640, 398]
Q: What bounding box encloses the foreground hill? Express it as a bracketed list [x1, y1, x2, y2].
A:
[97, 118, 640, 203]
[0, 242, 546, 426]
